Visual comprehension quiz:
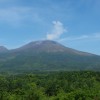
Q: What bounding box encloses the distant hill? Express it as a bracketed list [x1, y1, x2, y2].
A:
[0, 40, 100, 73]
[0, 46, 8, 53]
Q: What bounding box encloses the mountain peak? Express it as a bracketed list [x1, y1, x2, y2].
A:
[15, 40, 66, 52]
[11, 40, 94, 56]
[28, 40, 58, 45]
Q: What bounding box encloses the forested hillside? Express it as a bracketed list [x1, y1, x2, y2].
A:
[0, 71, 100, 100]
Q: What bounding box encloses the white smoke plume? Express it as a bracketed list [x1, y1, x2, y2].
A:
[46, 21, 66, 40]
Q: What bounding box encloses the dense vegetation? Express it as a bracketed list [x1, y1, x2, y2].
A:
[0, 71, 100, 100]
[0, 52, 100, 73]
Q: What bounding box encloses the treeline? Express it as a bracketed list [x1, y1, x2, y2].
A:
[0, 71, 100, 100]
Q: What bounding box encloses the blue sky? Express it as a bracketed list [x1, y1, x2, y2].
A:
[0, 0, 100, 55]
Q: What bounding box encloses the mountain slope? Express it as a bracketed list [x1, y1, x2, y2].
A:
[12, 40, 95, 56]
[0, 46, 8, 53]
[0, 40, 100, 73]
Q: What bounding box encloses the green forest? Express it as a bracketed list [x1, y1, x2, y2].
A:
[0, 71, 100, 100]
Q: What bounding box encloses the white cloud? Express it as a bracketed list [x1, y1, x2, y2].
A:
[46, 21, 66, 40]
[59, 33, 100, 42]
[0, 8, 21, 24]
[0, 7, 41, 25]
[94, 33, 100, 38]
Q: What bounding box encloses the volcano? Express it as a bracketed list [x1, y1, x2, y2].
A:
[0, 40, 100, 73]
